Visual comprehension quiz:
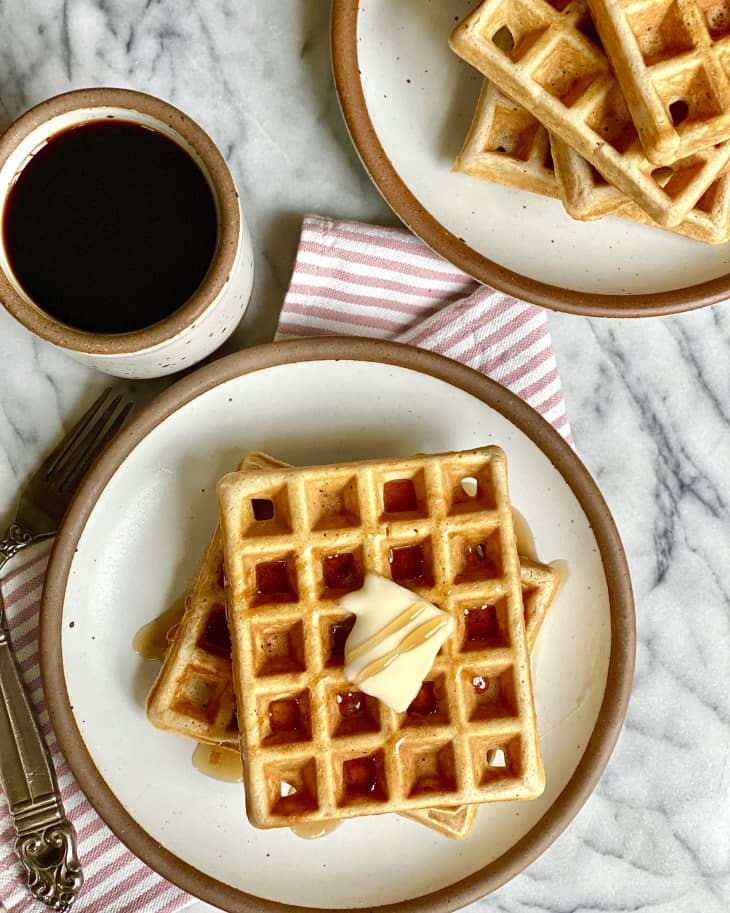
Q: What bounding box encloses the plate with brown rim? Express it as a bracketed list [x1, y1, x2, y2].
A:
[331, 0, 730, 317]
[40, 338, 634, 913]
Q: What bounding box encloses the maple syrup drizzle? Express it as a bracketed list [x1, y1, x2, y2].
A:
[290, 819, 342, 840]
[336, 690, 364, 718]
[510, 511, 571, 603]
[323, 553, 361, 591]
[464, 604, 500, 644]
[268, 695, 305, 736]
[383, 478, 418, 513]
[407, 680, 439, 716]
[282, 784, 341, 839]
[347, 602, 428, 664]
[256, 559, 292, 597]
[191, 743, 243, 783]
[343, 755, 380, 795]
[549, 559, 571, 596]
[389, 543, 425, 581]
[329, 616, 356, 665]
[132, 598, 186, 661]
[353, 616, 450, 684]
[511, 507, 538, 562]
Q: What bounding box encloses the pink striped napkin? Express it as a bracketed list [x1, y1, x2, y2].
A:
[0, 214, 570, 913]
[0, 542, 192, 913]
[277, 215, 571, 442]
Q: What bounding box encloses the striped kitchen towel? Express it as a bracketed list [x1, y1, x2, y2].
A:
[0, 543, 192, 913]
[277, 214, 571, 442]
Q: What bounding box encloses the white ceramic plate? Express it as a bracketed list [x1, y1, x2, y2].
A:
[332, 0, 730, 315]
[42, 340, 633, 912]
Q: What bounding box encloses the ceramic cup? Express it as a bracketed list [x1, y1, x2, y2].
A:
[0, 88, 253, 379]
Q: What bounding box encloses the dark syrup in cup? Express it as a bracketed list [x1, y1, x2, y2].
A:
[2, 120, 218, 334]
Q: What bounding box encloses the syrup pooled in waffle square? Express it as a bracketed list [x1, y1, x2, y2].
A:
[457, 78, 730, 241]
[449, 0, 730, 227]
[216, 446, 545, 829]
[586, 0, 730, 164]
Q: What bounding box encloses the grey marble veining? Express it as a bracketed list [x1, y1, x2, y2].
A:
[0, 3, 728, 913]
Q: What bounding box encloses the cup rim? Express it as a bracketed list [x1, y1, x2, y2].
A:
[0, 87, 241, 356]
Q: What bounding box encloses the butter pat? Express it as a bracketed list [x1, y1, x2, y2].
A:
[341, 573, 454, 713]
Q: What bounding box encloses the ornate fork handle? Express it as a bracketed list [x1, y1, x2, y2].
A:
[0, 594, 83, 909]
[15, 805, 83, 911]
[0, 523, 35, 573]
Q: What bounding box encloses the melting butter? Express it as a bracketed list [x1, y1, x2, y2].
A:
[341, 574, 453, 713]
[192, 743, 243, 783]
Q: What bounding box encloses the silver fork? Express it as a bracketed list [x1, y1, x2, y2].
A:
[0, 387, 133, 911]
[0, 387, 134, 571]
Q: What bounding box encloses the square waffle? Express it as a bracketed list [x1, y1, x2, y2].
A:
[457, 78, 730, 241]
[454, 80, 561, 199]
[147, 452, 559, 839]
[586, 0, 730, 164]
[403, 555, 559, 838]
[449, 0, 730, 227]
[552, 137, 730, 240]
[216, 446, 545, 829]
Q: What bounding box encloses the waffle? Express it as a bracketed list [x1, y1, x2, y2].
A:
[403, 555, 559, 838]
[149, 452, 556, 838]
[552, 138, 730, 241]
[148, 451, 558, 840]
[586, 0, 730, 164]
[454, 80, 561, 198]
[449, 0, 730, 227]
[217, 446, 545, 829]
[455, 78, 619, 218]
[145, 454, 275, 745]
[457, 78, 730, 241]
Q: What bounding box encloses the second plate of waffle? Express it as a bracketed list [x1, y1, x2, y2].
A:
[41, 339, 634, 913]
[332, 0, 730, 315]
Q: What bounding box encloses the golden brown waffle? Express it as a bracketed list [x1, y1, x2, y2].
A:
[457, 78, 730, 241]
[449, 0, 730, 227]
[552, 138, 730, 241]
[149, 452, 557, 839]
[549, 136, 627, 219]
[454, 80, 560, 199]
[586, 0, 730, 164]
[217, 446, 545, 829]
[455, 78, 621, 218]
[144, 455, 276, 745]
[519, 556, 560, 643]
[404, 555, 559, 839]
[147, 452, 493, 840]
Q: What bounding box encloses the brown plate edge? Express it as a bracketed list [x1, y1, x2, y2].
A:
[330, 0, 730, 319]
[39, 337, 635, 913]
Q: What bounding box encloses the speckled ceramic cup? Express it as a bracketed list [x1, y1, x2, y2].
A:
[0, 88, 253, 379]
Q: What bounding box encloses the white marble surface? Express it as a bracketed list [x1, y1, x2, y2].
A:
[0, 3, 728, 913]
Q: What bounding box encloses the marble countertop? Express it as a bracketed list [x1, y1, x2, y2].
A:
[0, 3, 729, 913]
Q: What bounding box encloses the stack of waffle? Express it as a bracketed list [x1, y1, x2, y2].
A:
[147, 448, 560, 840]
[450, 0, 730, 242]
